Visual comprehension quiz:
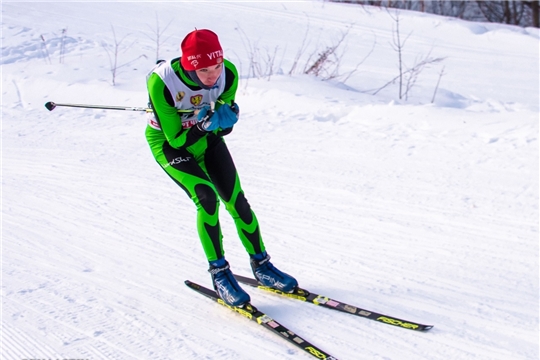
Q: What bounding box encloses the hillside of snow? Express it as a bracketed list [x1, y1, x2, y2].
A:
[2, 1, 538, 360]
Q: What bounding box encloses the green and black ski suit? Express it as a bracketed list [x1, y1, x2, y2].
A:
[145, 58, 265, 262]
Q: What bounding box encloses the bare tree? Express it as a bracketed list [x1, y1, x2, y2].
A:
[40, 35, 52, 64]
[304, 25, 375, 84]
[388, 10, 410, 99]
[59, 28, 67, 64]
[524, 1, 540, 27]
[372, 10, 446, 101]
[304, 25, 352, 80]
[144, 14, 174, 63]
[102, 25, 146, 86]
[476, 0, 527, 26]
[327, 0, 539, 28]
[403, 50, 445, 100]
[339, 36, 377, 84]
[235, 25, 261, 79]
[289, 17, 312, 75]
[431, 65, 446, 104]
[235, 25, 282, 81]
[236, 21, 373, 85]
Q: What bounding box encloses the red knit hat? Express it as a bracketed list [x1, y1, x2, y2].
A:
[180, 29, 223, 71]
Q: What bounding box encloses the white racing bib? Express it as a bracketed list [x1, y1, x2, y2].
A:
[147, 59, 226, 131]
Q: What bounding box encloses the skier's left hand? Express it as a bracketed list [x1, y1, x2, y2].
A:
[196, 105, 219, 131]
[215, 102, 239, 129]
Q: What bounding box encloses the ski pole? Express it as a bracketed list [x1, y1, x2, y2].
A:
[45, 101, 149, 112]
[44, 101, 193, 114]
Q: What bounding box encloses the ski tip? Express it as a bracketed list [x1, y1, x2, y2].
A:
[422, 325, 434, 331]
[44, 101, 56, 111]
[185, 280, 206, 292]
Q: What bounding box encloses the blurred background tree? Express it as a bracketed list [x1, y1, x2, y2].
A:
[328, 0, 539, 28]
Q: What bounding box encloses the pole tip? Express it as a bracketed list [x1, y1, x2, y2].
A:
[44, 101, 56, 111]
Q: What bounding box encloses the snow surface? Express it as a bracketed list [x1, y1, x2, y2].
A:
[2, 1, 539, 359]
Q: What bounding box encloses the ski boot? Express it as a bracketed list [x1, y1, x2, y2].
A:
[209, 258, 250, 307]
[250, 252, 298, 293]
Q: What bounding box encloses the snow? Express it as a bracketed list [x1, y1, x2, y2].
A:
[2, 1, 538, 359]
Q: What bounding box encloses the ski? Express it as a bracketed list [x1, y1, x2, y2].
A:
[184, 280, 338, 360]
[234, 275, 433, 332]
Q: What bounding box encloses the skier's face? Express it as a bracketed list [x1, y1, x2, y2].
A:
[195, 63, 222, 87]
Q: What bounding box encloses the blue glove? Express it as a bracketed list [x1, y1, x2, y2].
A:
[215, 102, 239, 129]
[196, 105, 219, 131]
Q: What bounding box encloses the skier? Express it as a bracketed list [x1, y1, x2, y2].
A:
[145, 29, 298, 307]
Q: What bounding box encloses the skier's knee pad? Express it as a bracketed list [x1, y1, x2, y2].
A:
[194, 184, 219, 216]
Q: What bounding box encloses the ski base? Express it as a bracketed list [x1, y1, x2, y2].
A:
[234, 275, 433, 332]
[185, 280, 338, 360]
